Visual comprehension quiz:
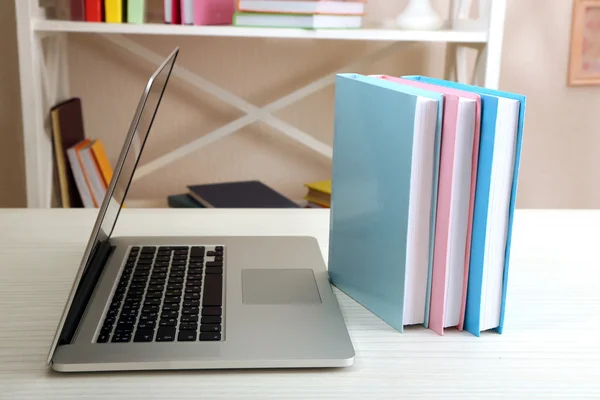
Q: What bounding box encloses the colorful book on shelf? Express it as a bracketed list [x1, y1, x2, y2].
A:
[193, 0, 235, 25]
[85, 0, 103, 22]
[378, 75, 482, 335]
[127, 0, 146, 23]
[405, 76, 526, 337]
[105, 0, 124, 22]
[236, 0, 366, 15]
[304, 179, 331, 208]
[233, 12, 362, 29]
[187, 180, 300, 208]
[70, 0, 86, 21]
[327, 73, 443, 332]
[164, 0, 181, 24]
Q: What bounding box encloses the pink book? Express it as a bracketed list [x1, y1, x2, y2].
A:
[193, 0, 235, 25]
[374, 75, 481, 335]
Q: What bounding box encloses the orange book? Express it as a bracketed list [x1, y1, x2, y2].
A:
[90, 140, 113, 188]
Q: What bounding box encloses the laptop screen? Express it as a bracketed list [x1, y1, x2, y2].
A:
[48, 49, 178, 364]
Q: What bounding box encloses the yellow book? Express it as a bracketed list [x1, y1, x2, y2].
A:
[50, 108, 70, 207]
[304, 179, 331, 195]
[90, 140, 113, 188]
[105, 0, 123, 23]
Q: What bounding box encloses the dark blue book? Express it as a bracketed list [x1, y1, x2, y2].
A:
[167, 193, 205, 208]
[187, 180, 299, 208]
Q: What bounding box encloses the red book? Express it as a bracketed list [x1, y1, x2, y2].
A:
[85, 0, 103, 22]
[165, 0, 181, 24]
[70, 0, 86, 20]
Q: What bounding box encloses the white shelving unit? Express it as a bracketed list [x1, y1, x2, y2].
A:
[14, 0, 507, 208]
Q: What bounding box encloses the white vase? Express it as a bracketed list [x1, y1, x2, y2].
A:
[396, 0, 444, 30]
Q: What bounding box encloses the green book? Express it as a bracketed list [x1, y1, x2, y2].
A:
[232, 12, 362, 29]
[127, 0, 146, 24]
[167, 193, 205, 208]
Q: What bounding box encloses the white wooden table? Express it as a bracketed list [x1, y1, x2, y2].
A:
[0, 208, 598, 399]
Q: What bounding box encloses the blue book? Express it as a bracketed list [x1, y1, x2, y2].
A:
[405, 76, 526, 336]
[328, 74, 443, 332]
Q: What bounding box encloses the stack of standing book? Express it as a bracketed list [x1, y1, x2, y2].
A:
[328, 74, 526, 337]
[233, 0, 366, 29]
[51, 98, 114, 208]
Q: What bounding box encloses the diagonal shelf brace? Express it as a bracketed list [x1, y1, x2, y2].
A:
[101, 34, 407, 181]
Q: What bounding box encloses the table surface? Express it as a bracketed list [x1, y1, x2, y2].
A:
[0, 208, 599, 399]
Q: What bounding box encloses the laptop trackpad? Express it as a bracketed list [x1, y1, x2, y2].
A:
[241, 269, 322, 304]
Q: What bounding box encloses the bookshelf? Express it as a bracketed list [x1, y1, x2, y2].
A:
[14, 0, 507, 208]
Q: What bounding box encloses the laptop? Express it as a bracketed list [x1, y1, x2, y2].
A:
[47, 48, 355, 372]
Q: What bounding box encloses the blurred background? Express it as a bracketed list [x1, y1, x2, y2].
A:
[1, 0, 598, 209]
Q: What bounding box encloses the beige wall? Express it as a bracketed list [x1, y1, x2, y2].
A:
[1, 0, 599, 208]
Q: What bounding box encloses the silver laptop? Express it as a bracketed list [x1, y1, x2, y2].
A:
[47, 48, 354, 372]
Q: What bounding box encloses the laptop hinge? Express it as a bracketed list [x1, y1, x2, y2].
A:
[58, 239, 115, 346]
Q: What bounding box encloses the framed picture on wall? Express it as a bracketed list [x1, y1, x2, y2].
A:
[568, 0, 600, 86]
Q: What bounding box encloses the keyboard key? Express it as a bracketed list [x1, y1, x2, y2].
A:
[166, 290, 182, 297]
[179, 322, 198, 331]
[172, 246, 188, 251]
[206, 267, 223, 275]
[152, 266, 168, 273]
[164, 296, 181, 304]
[214, 256, 223, 262]
[200, 332, 221, 341]
[135, 264, 151, 271]
[181, 314, 198, 323]
[141, 246, 156, 254]
[139, 253, 154, 260]
[162, 303, 180, 312]
[146, 291, 163, 299]
[137, 259, 152, 265]
[187, 274, 203, 281]
[184, 292, 200, 300]
[156, 327, 176, 342]
[215, 246, 223, 252]
[97, 333, 110, 343]
[200, 324, 221, 332]
[144, 298, 161, 306]
[206, 261, 223, 268]
[134, 329, 155, 342]
[183, 299, 200, 307]
[132, 277, 148, 283]
[131, 246, 141, 252]
[167, 283, 183, 290]
[169, 271, 185, 278]
[207, 251, 216, 256]
[188, 259, 204, 266]
[169, 277, 184, 284]
[129, 282, 146, 289]
[170, 265, 186, 272]
[112, 333, 132, 343]
[202, 306, 222, 316]
[142, 305, 159, 313]
[186, 285, 202, 292]
[201, 316, 222, 324]
[154, 262, 169, 268]
[159, 318, 177, 327]
[137, 321, 156, 330]
[190, 246, 205, 257]
[178, 330, 197, 341]
[182, 307, 199, 315]
[188, 267, 203, 274]
[151, 272, 167, 279]
[149, 279, 165, 286]
[161, 310, 179, 319]
[158, 246, 172, 252]
[139, 314, 158, 323]
[203, 274, 223, 306]
[173, 255, 188, 261]
[171, 260, 186, 267]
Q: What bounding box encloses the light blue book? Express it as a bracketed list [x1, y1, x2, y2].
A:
[405, 76, 526, 336]
[328, 74, 443, 332]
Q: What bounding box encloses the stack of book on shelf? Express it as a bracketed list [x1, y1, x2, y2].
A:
[303, 180, 331, 208]
[233, 0, 366, 29]
[168, 180, 300, 208]
[42, 0, 234, 25]
[51, 98, 114, 208]
[328, 74, 526, 336]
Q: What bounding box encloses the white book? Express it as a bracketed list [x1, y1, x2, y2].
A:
[233, 13, 363, 29]
[403, 96, 439, 325]
[480, 97, 519, 331]
[237, 0, 365, 15]
[66, 146, 95, 208]
[79, 144, 107, 207]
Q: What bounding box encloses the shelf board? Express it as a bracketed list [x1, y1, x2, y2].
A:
[34, 20, 488, 43]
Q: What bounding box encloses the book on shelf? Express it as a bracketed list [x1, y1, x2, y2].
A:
[236, 0, 366, 16]
[304, 179, 331, 208]
[327, 73, 526, 337]
[233, 12, 362, 28]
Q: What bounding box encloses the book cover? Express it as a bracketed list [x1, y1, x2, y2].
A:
[187, 180, 300, 208]
[327, 73, 442, 332]
[85, 0, 103, 22]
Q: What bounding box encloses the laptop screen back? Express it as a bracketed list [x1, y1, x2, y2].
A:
[47, 48, 178, 364]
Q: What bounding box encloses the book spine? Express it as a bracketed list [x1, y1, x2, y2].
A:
[85, 0, 103, 21]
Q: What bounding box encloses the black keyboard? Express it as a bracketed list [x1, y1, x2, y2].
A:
[96, 245, 224, 343]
